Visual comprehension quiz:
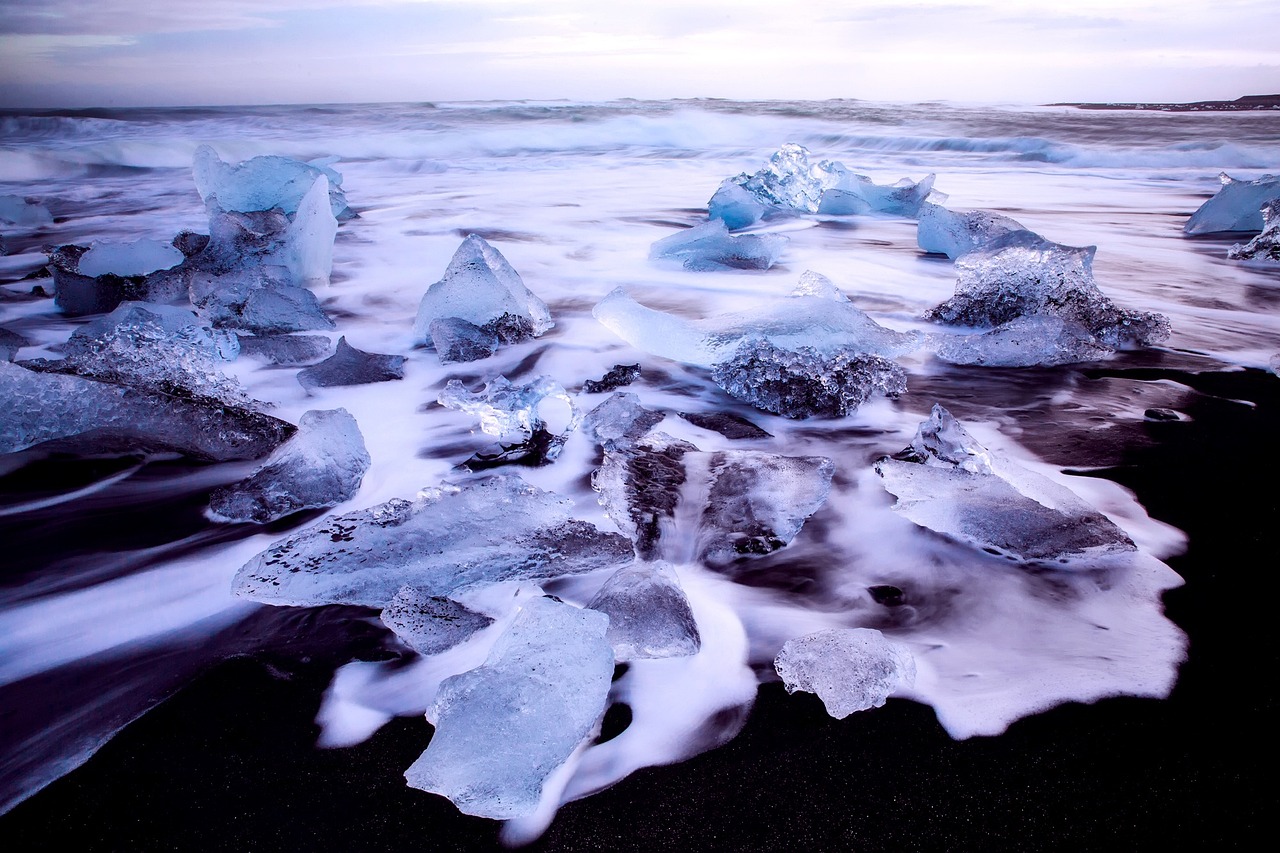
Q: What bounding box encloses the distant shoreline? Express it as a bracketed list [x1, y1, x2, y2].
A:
[1051, 94, 1280, 112]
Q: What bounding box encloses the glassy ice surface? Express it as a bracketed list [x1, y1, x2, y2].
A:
[930, 314, 1115, 367]
[917, 202, 1025, 258]
[191, 267, 335, 335]
[404, 596, 614, 819]
[587, 561, 700, 661]
[48, 243, 192, 317]
[649, 220, 788, 271]
[209, 408, 370, 523]
[233, 474, 633, 607]
[438, 375, 578, 442]
[1184, 172, 1280, 234]
[774, 628, 916, 718]
[414, 234, 552, 346]
[428, 317, 500, 363]
[77, 239, 184, 278]
[1228, 199, 1280, 262]
[0, 195, 53, 227]
[875, 405, 1137, 562]
[297, 337, 405, 389]
[235, 334, 332, 365]
[380, 587, 494, 656]
[582, 392, 665, 449]
[192, 144, 352, 219]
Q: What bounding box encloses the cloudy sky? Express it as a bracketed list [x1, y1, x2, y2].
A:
[1, 0, 1277, 108]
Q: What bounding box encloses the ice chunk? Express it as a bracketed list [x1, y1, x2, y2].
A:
[582, 363, 641, 394]
[587, 561, 700, 661]
[930, 315, 1114, 367]
[438, 375, 578, 447]
[917, 202, 1025, 258]
[0, 327, 27, 362]
[1184, 172, 1280, 234]
[77, 239, 184, 278]
[0, 195, 53, 227]
[404, 596, 613, 819]
[191, 267, 334, 334]
[380, 587, 494, 656]
[209, 408, 370, 523]
[774, 628, 916, 718]
[874, 405, 1137, 563]
[192, 145, 353, 219]
[593, 433, 834, 565]
[413, 235, 552, 346]
[297, 336, 405, 389]
[0, 360, 291, 461]
[48, 243, 191, 317]
[233, 474, 633, 607]
[820, 169, 938, 218]
[593, 278, 922, 369]
[428, 317, 499, 364]
[1227, 199, 1280, 262]
[925, 230, 1170, 358]
[235, 334, 333, 366]
[711, 338, 907, 418]
[676, 411, 772, 440]
[582, 392, 666, 449]
[707, 179, 770, 230]
[649, 220, 788, 271]
[284, 174, 338, 286]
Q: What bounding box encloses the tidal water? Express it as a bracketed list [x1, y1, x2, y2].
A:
[1, 99, 1278, 850]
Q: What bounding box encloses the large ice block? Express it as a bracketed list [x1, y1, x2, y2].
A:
[233, 474, 634, 607]
[191, 266, 334, 334]
[774, 628, 916, 718]
[649, 220, 788, 271]
[77, 239, 184, 278]
[916, 202, 1025, 258]
[209, 408, 370, 523]
[929, 315, 1114, 367]
[1184, 172, 1280, 234]
[192, 145, 353, 219]
[404, 596, 614, 819]
[587, 561, 700, 661]
[48, 243, 192, 317]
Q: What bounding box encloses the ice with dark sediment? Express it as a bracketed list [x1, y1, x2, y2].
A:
[439, 376, 579, 445]
[1227, 199, 1280, 262]
[235, 334, 333, 366]
[581, 392, 666, 449]
[0, 195, 53, 227]
[592, 431, 834, 565]
[404, 596, 614, 819]
[925, 230, 1170, 365]
[774, 628, 916, 719]
[707, 143, 940, 228]
[47, 241, 194, 317]
[916, 202, 1025, 258]
[874, 404, 1137, 563]
[428, 317, 500, 364]
[0, 327, 27, 361]
[192, 144, 354, 220]
[0, 360, 291, 460]
[191, 266, 334, 334]
[1184, 172, 1280, 234]
[297, 336, 405, 389]
[413, 235, 552, 352]
[587, 561, 700, 661]
[232, 474, 634, 607]
[677, 410, 772, 440]
[77, 239, 184, 278]
[209, 408, 370, 523]
[380, 587, 494, 656]
[649, 220, 788, 271]
[581, 364, 641, 394]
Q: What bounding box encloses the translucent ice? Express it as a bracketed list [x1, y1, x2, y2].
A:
[380, 587, 494, 656]
[209, 408, 370, 523]
[1184, 172, 1280, 234]
[192, 145, 353, 219]
[587, 561, 700, 661]
[874, 405, 1137, 563]
[235, 334, 333, 366]
[191, 267, 334, 335]
[820, 170, 938, 218]
[413, 235, 552, 347]
[233, 474, 633, 607]
[0, 195, 53, 227]
[1227, 199, 1280, 262]
[297, 337, 405, 389]
[438, 376, 578, 443]
[0, 360, 291, 461]
[774, 628, 916, 718]
[930, 315, 1114, 367]
[77, 239, 184, 278]
[916, 202, 1025, 258]
[582, 392, 665, 449]
[428, 318, 499, 364]
[649, 221, 788, 271]
[48, 243, 191, 317]
[404, 596, 613, 819]
[283, 174, 339, 286]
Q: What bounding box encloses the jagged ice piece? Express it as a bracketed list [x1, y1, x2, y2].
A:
[917, 202, 1025, 258]
[930, 315, 1114, 367]
[649, 220, 788, 271]
[48, 243, 191, 317]
[192, 144, 352, 219]
[774, 628, 916, 718]
[438, 375, 578, 442]
[380, 587, 494, 656]
[297, 336, 404, 389]
[1227, 199, 1280, 262]
[588, 561, 700, 661]
[1184, 172, 1280, 234]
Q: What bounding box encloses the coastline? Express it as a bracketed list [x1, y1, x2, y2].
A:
[1051, 94, 1280, 112]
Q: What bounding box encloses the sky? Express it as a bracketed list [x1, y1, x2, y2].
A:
[1, 0, 1278, 109]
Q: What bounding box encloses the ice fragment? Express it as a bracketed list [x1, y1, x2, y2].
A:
[774, 628, 916, 718]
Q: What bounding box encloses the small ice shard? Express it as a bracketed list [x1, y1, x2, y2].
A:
[192, 144, 353, 219]
[1, 327, 27, 362]
[404, 596, 613, 819]
[1227, 199, 1280, 262]
[916, 202, 1025, 259]
[438, 376, 579, 448]
[209, 408, 370, 523]
[676, 411, 772, 440]
[77, 239, 184, 279]
[0, 195, 53, 227]
[930, 315, 1114, 367]
[47, 243, 191, 317]
[925, 230, 1170, 361]
[712, 338, 907, 418]
[774, 628, 916, 719]
[0, 360, 291, 461]
[593, 433, 834, 565]
[582, 363, 641, 394]
[874, 404, 1137, 563]
[413, 235, 552, 349]
[593, 277, 922, 369]
[649, 220, 788, 271]
[1184, 172, 1280, 234]
[380, 587, 494, 656]
[235, 334, 333, 366]
[191, 267, 334, 334]
[233, 474, 633, 607]
[587, 561, 700, 661]
[582, 392, 665, 449]
[428, 317, 499, 364]
[297, 336, 405, 389]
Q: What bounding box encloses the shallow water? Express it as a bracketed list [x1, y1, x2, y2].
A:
[1, 99, 1278, 843]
